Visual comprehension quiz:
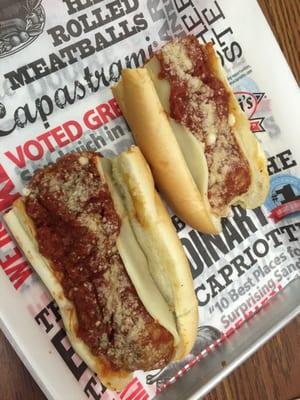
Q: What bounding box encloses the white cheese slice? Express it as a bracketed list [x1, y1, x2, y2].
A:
[100, 158, 179, 346]
[169, 118, 208, 197]
[146, 57, 209, 199]
[117, 218, 179, 345]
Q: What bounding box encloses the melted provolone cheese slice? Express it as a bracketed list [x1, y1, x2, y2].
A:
[169, 118, 208, 196]
[100, 158, 179, 346]
[146, 57, 210, 201]
[117, 218, 179, 345]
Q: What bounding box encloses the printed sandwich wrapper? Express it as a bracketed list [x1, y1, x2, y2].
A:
[0, 1, 299, 399]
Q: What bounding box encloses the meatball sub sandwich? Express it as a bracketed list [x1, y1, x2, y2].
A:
[112, 36, 269, 234]
[4, 147, 198, 391]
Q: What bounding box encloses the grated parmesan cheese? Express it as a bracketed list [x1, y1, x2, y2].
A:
[161, 40, 193, 77]
[228, 113, 235, 127]
[161, 40, 220, 143]
[79, 156, 89, 165]
[159, 38, 251, 213]
[23, 187, 31, 196]
[26, 152, 174, 371]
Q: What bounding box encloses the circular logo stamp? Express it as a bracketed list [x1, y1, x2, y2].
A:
[265, 174, 300, 221]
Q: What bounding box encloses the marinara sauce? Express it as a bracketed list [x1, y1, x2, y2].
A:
[157, 36, 251, 213]
[25, 153, 173, 371]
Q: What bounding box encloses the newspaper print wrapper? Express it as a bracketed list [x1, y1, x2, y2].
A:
[0, 0, 299, 399]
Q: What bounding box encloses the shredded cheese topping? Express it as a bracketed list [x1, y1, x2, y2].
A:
[158, 37, 251, 214]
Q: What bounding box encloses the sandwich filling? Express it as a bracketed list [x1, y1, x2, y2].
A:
[24, 152, 173, 371]
[155, 36, 251, 214]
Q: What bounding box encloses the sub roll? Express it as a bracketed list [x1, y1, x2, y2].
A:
[4, 147, 198, 391]
[112, 36, 269, 234]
